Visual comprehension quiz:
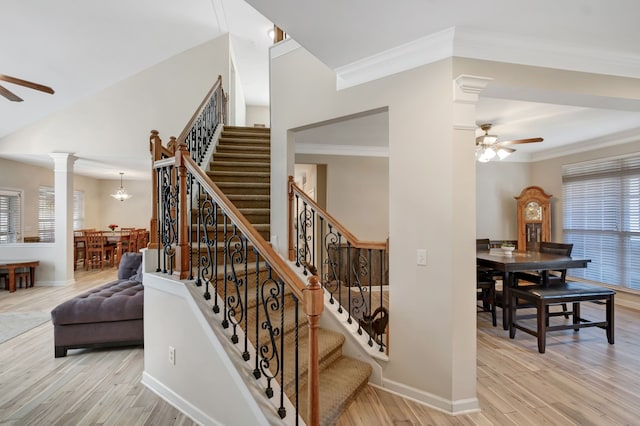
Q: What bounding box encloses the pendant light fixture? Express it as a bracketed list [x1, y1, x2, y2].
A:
[111, 172, 132, 201]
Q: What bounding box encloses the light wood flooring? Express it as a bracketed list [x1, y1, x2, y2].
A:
[2, 270, 640, 425]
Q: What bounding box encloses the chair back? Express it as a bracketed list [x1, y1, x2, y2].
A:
[539, 242, 573, 282]
[85, 231, 105, 250]
[476, 238, 491, 252]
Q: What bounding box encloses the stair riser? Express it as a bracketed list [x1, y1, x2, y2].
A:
[217, 145, 270, 154]
[220, 134, 270, 141]
[224, 198, 270, 209]
[216, 185, 270, 196]
[213, 153, 270, 163]
[210, 163, 270, 173]
[208, 173, 270, 184]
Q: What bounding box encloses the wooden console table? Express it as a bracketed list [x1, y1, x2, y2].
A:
[0, 260, 40, 293]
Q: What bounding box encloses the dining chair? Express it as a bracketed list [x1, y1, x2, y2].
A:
[85, 231, 114, 270]
[476, 238, 498, 326]
[515, 242, 574, 318]
[115, 229, 136, 267]
[73, 230, 87, 271]
[134, 228, 148, 251]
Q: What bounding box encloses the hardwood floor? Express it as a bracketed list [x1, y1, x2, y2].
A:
[0, 269, 196, 426]
[2, 271, 639, 425]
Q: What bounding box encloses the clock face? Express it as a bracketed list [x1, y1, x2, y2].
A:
[525, 201, 542, 221]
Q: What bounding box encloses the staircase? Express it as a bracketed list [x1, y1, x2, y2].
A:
[197, 125, 373, 425]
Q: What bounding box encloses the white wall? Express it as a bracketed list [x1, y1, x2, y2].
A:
[0, 34, 232, 165]
[0, 34, 233, 285]
[270, 41, 478, 412]
[246, 105, 270, 127]
[98, 179, 152, 230]
[296, 154, 389, 241]
[476, 161, 532, 241]
[142, 264, 288, 426]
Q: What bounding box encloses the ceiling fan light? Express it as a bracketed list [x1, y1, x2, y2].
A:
[476, 134, 498, 145]
[497, 147, 514, 160]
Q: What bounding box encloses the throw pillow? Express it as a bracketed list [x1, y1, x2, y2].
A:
[131, 261, 144, 283]
[118, 252, 142, 280]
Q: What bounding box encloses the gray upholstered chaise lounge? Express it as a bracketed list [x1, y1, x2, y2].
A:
[51, 252, 144, 358]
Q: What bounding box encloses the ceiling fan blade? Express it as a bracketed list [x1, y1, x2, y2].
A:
[0, 84, 24, 102]
[0, 74, 55, 95]
[500, 137, 544, 145]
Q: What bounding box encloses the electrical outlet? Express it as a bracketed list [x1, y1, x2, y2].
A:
[169, 346, 175, 365]
[416, 249, 427, 266]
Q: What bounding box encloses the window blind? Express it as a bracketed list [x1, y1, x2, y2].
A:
[38, 187, 86, 242]
[39, 186, 56, 242]
[0, 189, 22, 243]
[563, 155, 640, 290]
[73, 190, 85, 230]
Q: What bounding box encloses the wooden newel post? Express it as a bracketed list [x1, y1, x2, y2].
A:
[174, 142, 190, 280]
[288, 176, 295, 261]
[304, 274, 324, 426]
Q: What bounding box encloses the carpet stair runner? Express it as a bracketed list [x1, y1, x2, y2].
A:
[193, 125, 372, 425]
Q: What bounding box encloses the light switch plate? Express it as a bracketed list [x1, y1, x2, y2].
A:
[416, 249, 427, 266]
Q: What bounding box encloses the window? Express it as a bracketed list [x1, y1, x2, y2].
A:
[563, 155, 640, 290]
[0, 189, 22, 243]
[73, 191, 85, 230]
[38, 187, 86, 243]
[39, 186, 56, 242]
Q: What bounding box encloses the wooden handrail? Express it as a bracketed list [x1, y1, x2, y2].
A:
[176, 75, 223, 144]
[184, 152, 306, 300]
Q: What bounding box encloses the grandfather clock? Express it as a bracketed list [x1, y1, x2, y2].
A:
[515, 186, 551, 251]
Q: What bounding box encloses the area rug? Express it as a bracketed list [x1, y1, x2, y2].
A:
[0, 311, 51, 344]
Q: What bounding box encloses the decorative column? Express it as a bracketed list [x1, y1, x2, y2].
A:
[50, 152, 77, 285]
[451, 74, 492, 408]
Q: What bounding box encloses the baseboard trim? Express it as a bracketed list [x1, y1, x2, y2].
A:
[379, 378, 480, 415]
[141, 371, 222, 426]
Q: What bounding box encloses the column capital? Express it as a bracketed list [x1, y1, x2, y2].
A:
[49, 152, 77, 172]
[453, 75, 492, 130]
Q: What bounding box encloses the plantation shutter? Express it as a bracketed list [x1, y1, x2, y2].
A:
[0, 189, 22, 243]
[562, 155, 640, 290]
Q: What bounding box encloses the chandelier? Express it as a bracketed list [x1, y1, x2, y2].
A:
[111, 172, 132, 201]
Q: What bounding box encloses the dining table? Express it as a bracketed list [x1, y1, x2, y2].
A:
[476, 249, 591, 330]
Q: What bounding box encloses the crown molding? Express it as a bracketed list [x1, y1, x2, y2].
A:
[529, 127, 640, 162]
[295, 143, 389, 157]
[270, 38, 301, 60]
[335, 27, 455, 90]
[333, 26, 640, 91]
[454, 27, 640, 79]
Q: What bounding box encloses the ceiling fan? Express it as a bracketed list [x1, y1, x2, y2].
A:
[0, 74, 55, 102]
[475, 123, 543, 162]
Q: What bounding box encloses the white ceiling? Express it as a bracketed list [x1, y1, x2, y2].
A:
[2, 0, 640, 175]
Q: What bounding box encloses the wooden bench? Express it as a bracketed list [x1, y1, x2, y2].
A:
[509, 282, 615, 353]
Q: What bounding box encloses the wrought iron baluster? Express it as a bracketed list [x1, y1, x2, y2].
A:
[293, 292, 299, 424]
[258, 264, 283, 402]
[212, 202, 219, 312]
[222, 213, 229, 329]
[155, 168, 161, 272]
[226, 226, 246, 344]
[278, 277, 286, 419]
[199, 192, 214, 301]
[294, 194, 300, 269]
[253, 250, 261, 380]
